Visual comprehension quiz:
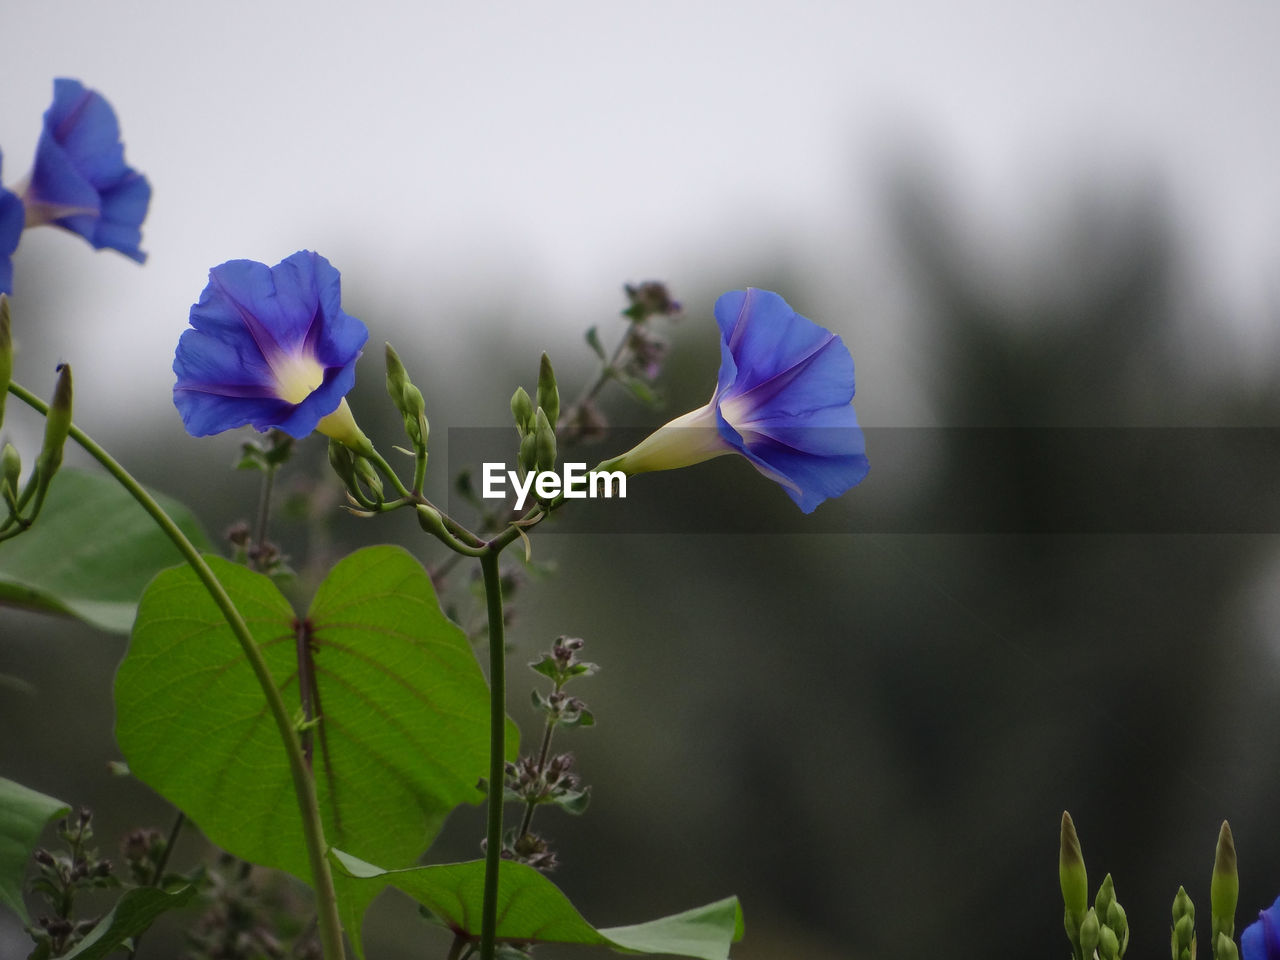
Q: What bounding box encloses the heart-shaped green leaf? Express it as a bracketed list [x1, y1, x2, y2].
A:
[116, 545, 504, 884]
[0, 777, 69, 922]
[0, 468, 210, 633]
[333, 850, 743, 960]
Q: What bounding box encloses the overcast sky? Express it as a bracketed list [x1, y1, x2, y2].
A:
[2, 0, 1278, 430]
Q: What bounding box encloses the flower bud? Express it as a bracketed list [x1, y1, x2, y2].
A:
[1, 443, 19, 501]
[385, 341, 410, 403]
[1060, 811, 1089, 950]
[511, 386, 534, 436]
[1215, 932, 1239, 960]
[534, 407, 556, 475]
[1172, 887, 1196, 960]
[1109, 900, 1130, 956]
[1080, 908, 1101, 959]
[1096, 874, 1116, 924]
[1099, 924, 1120, 960]
[1211, 821, 1237, 945]
[385, 343, 428, 449]
[536, 352, 559, 429]
[402, 383, 428, 449]
[354, 456, 383, 503]
[518, 431, 537, 475]
[327, 438, 357, 487]
[37, 363, 72, 479]
[0, 295, 12, 427]
[415, 503, 447, 539]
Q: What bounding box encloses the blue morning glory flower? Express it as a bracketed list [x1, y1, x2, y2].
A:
[0, 152, 24, 296]
[21, 78, 151, 262]
[1244, 895, 1280, 960]
[609, 288, 868, 513]
[173, 251, 371, 448]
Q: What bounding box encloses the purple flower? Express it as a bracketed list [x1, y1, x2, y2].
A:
[173, 251, 371, 448]
[0, 152, 24, 296]
[609, 288, 868, 513]
[21, 79, 151, 262]
[1244, 895, 1280, 960]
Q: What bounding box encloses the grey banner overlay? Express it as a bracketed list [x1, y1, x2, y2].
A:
[445, 427, 1280, 534]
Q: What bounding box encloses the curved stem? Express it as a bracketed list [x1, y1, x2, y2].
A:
[478, 548, 507, 960]
[7, 382, 346, 960]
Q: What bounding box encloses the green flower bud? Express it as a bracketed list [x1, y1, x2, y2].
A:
[402, 383, 428, 448]
[37, 364, 73, 479]
[385, 341, 410, 404]
[1109, 900, 1130, 956]
[1096, 874, 1117, 923]
[415, 503, 447, 539]
[518, 431, 537, 475]
[328, 438, 357, 487]
[1215, 932, 1239, 960]
[354, 456, 384, 503]
[1080, 908, 1101, 959]
[534, 407, 556, 475]
[1060, 811, 1089, 951]
[1172, 887, 1196, 960]
[511, 386, 534, 436]
[1211, 820, 1237, 945]
[0, 295, 12, 427]
[1099, 924, 1120, 960]
[1, 443, 20, 502]
[537, 352, 559, 429]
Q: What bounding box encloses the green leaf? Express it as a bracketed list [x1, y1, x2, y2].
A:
[584, 326, 608, 361]
[0, 777, 69, 922]
[116, 546, 507, 887]
[0, 468, 211, 633]
[332, 851, 743, 960]
[59, 884, 197, 959]
[551, 787, 590, 815]
[619, 376, 661, 409]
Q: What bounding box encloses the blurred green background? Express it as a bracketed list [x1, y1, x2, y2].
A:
[3, 2, 1280, 958]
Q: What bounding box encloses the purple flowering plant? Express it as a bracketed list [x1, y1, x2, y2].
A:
[12, 69, 1274, 960]
[1, 78, 866, 958]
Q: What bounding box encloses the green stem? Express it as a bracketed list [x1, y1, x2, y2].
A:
[7, 381, 347, 960]
[250, 464, 277, 572]
[478, 548, 507, 960]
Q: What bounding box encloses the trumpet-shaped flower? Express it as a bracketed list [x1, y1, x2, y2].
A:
[173, 251, 370, 448]
[609, 288, 868, 513]
[1244, 895, 1280, 960]
[0, 153, 23, 295]
[22, 79, 151, 262]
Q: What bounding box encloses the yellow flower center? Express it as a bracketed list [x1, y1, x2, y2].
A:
[273, 352, 326, 404]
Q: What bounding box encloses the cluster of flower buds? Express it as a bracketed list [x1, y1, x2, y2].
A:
[1059, 813, 1131, 960]
[186, 855, 315, 960]
[504, 751, 587, 817]
[510, 353, 560, 484]
[1060, 813, 1250, 960]
[622, 281, 682, 323]
[26, 808, 116, 956]
[1, 297, 74, 544]
[119, 826, 168, 886]
[385, 344, 428, 450]
[327, 438, 384, 512]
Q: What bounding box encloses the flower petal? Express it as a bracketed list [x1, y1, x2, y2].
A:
[1243, 895, 1280, 960]
[714, 288, 840, 400]
[0, 153, 24, 295]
